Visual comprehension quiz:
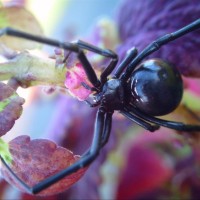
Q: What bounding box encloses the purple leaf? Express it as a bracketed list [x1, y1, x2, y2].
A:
[0, 82, 24, 136]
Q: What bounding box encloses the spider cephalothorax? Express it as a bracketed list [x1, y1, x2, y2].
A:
[0, 18, 200, 194]
[92, 78, 125, 111]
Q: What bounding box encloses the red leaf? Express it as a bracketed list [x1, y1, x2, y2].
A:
[1, 135, 88, 196]
[116, 131, 174, 199]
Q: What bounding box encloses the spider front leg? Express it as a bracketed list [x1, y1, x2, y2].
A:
[0, 27, 101, 88]
[74, 40, 118, 84]
[1, 106, 112, 194]
[0, 27, 118, 88]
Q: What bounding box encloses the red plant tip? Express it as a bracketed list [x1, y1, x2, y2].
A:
[65, 63, 93, 101]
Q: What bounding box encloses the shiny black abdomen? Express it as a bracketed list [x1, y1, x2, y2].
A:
[129, 59, 183, 116]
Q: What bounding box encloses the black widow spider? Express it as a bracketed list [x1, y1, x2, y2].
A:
[0, 18, 200, 194]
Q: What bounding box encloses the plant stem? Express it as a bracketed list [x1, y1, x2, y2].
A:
[0, 51, 66, 88]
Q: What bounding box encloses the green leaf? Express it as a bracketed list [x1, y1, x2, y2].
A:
[0, 5, 9, 28]
[0, 138, 12, 164]
[0, 98, 10, 112]
[182, 90, 200, 110]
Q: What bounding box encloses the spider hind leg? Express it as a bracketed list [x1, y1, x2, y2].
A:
[127, 105, 200, 132]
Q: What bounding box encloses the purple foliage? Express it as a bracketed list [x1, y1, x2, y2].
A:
[0, 82, 24, 136]
[116, 0, 200, 77]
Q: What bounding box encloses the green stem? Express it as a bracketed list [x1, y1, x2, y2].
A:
[0, 51, 66, 88]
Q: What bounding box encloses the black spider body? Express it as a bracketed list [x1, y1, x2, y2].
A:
[129, 59, 183, 116]
[0, 18, 200, 194]
[94, 58, 183, 115]
[95, 78, 125, 111]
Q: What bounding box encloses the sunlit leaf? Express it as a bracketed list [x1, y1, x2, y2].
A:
[0, 6, 43, 50]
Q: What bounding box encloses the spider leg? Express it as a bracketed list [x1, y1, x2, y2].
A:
[127, 105, 200, 132]
[113, 47, 138, 78]
[0, 156, 33, 194]
[120, 108, 160, 132]
[100, 111, 113, 147]
[75, 40, 118, 83]
[76, 50, 101, 87]
[122, 18, 200, 81]
[0, 107, 109, 194]
[0, 27, 101, 87]
[75, 40, 117, 59]
[81, 110, 113, 158]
